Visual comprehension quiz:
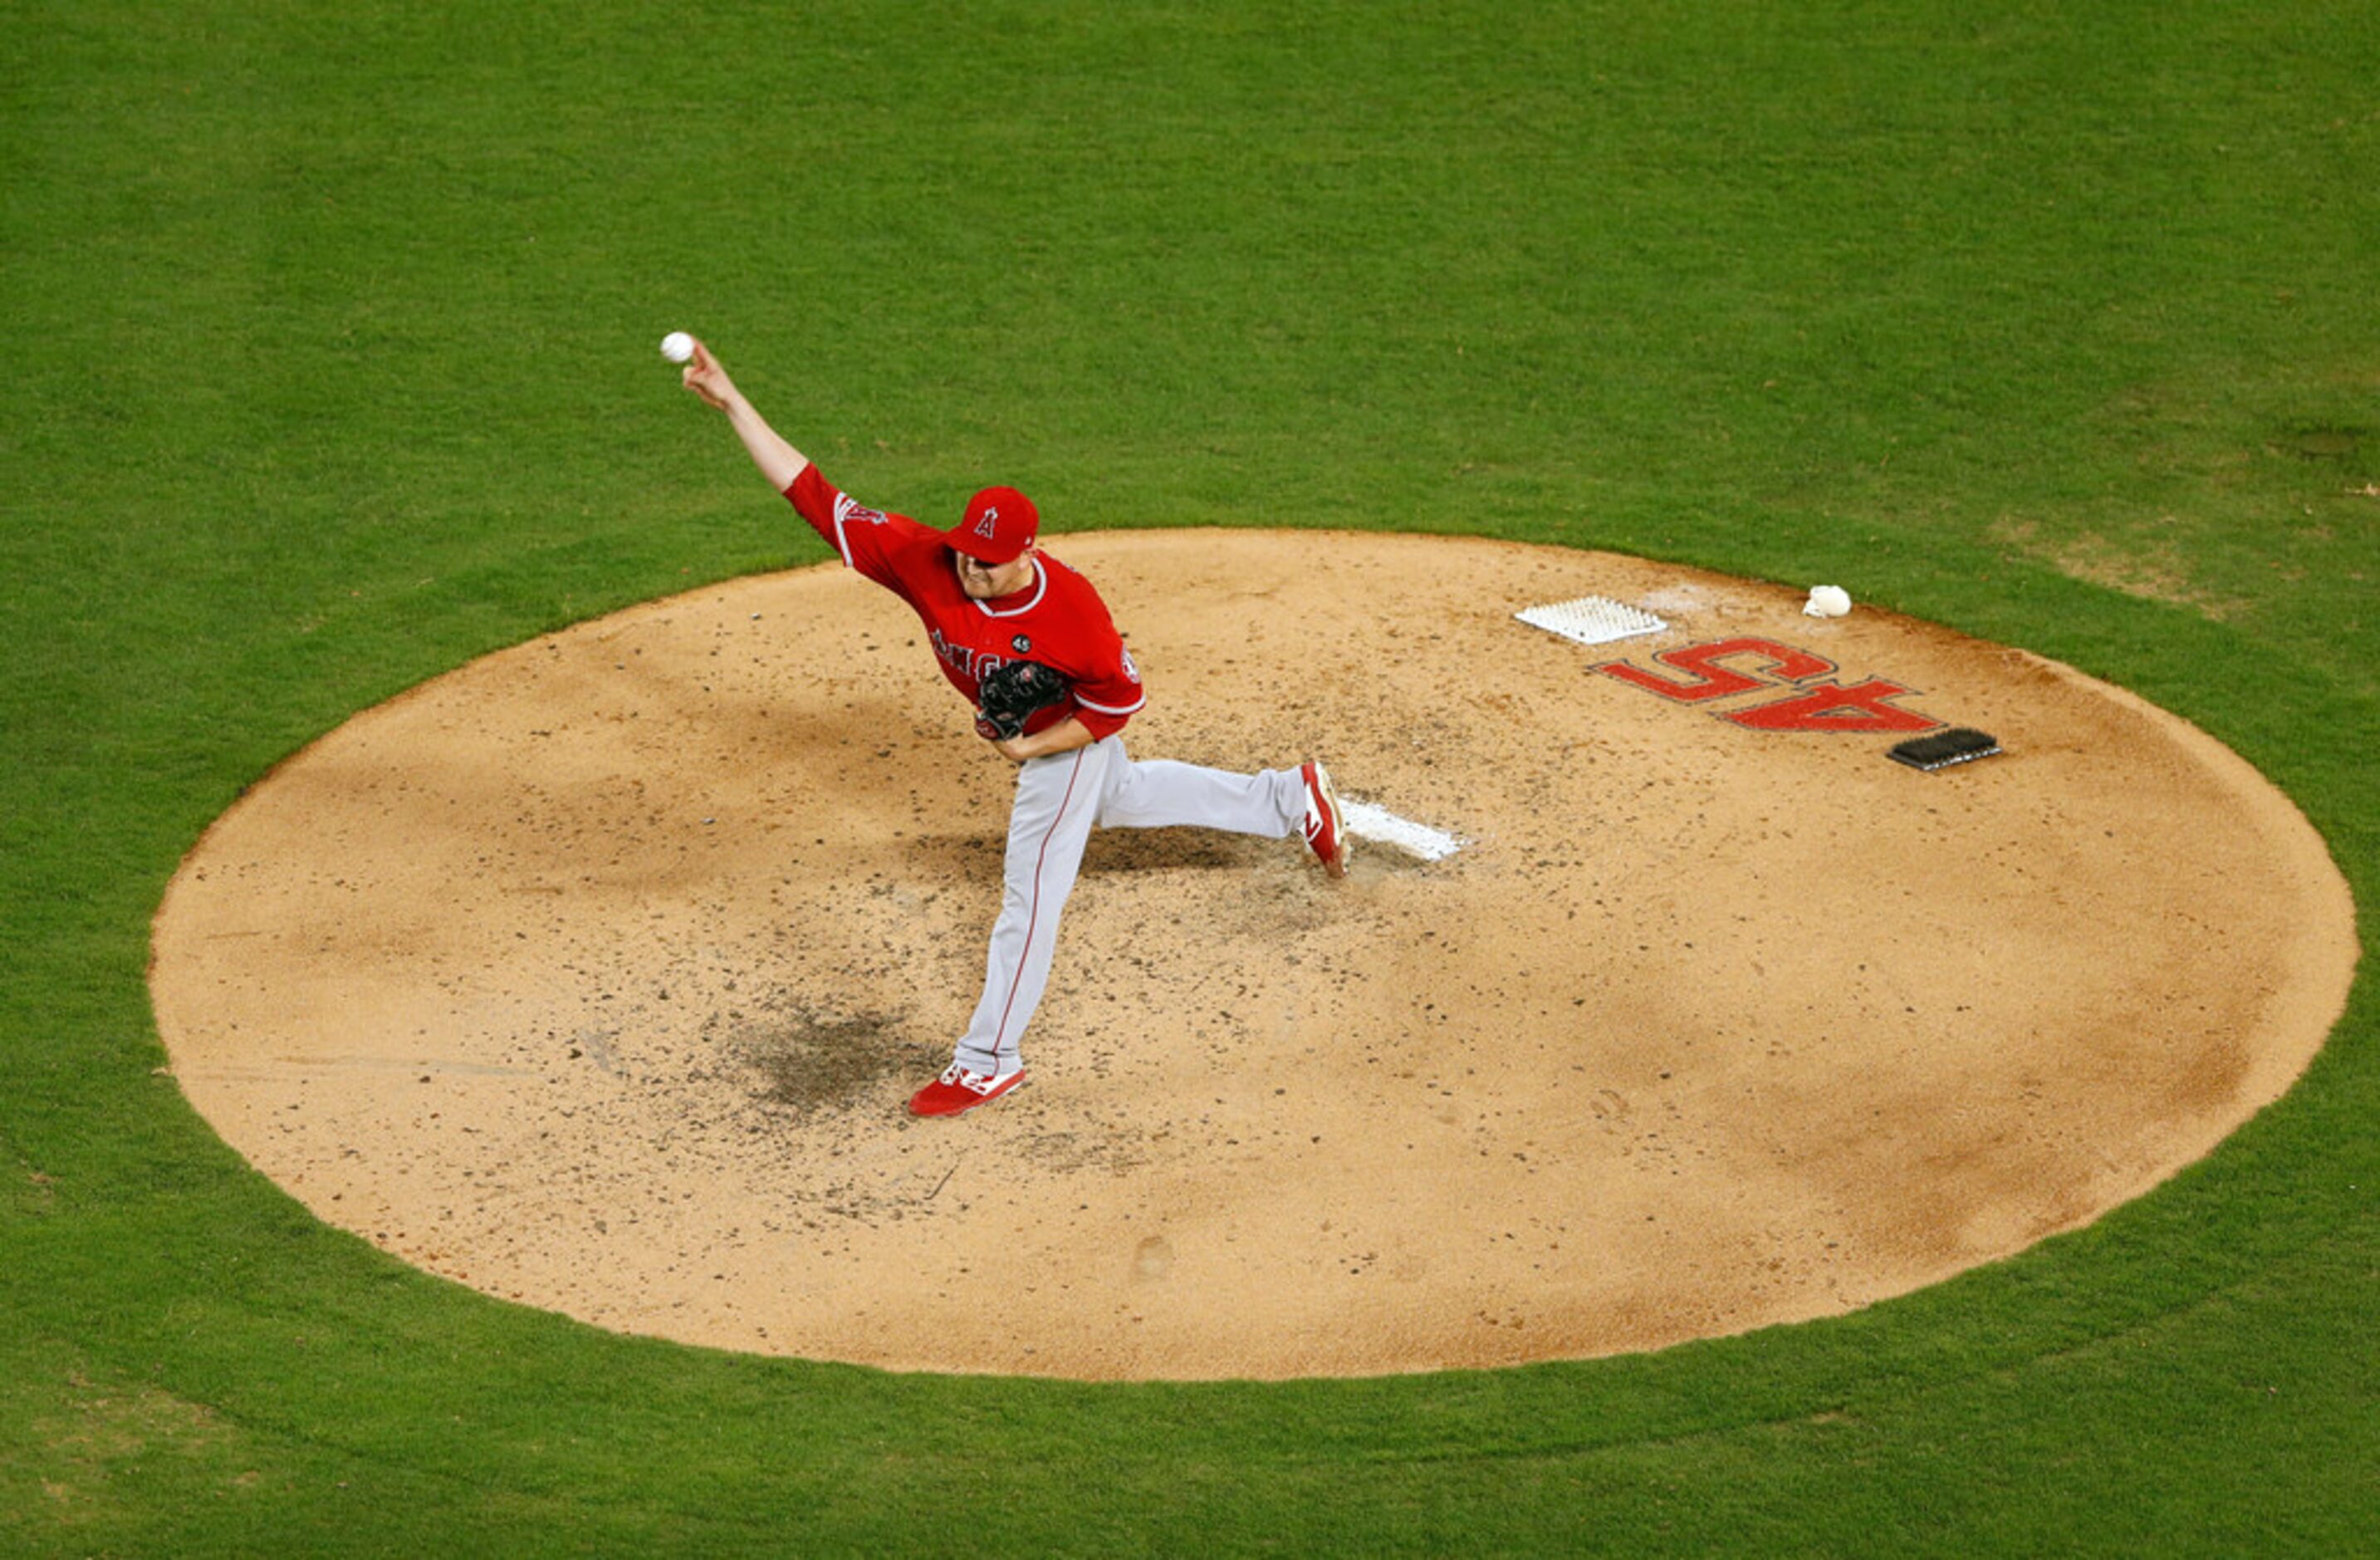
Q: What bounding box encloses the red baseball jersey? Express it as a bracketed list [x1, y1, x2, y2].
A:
[786, 464, 1146, 740]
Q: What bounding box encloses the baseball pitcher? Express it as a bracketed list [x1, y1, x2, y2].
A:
[678, 340, 1349, 1116]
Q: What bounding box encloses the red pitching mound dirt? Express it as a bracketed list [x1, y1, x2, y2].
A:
[149, 532, 2356, 1380]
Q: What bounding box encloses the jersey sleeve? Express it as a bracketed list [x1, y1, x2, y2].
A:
[1065, 625, 1148, 742]
[783, 464, 933, 591]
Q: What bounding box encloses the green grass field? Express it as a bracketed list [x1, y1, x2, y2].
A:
[5, 1, 2374, 1552]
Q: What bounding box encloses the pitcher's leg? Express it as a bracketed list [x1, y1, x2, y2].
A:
[1095, 753, 1305, 836]
[949, 742, 1112, 1079]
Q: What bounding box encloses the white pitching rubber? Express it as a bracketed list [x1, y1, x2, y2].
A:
[1340, 800, 1466, 862]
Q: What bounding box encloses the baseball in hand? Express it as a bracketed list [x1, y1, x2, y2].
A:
[660, 331, 696, 364]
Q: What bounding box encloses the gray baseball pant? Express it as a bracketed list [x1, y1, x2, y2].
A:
[952, 735, 1305, 1078]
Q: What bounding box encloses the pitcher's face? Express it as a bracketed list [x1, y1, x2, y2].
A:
[955, 543, 1038, 601]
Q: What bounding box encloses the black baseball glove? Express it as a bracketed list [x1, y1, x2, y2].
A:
[975, 660, 1071, 742]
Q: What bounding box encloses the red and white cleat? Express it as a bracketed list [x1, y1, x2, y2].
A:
[908, 1062, 1027, 1117]
[1300, 759, 1349, 880]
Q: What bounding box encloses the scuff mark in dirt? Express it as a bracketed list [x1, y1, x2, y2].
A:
[715, 1002, 926, 1119]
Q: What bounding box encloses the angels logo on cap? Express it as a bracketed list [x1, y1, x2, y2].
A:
[949, 486, 1039, 564]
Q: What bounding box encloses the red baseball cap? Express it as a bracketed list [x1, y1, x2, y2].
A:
[948, 486, 1039, 564]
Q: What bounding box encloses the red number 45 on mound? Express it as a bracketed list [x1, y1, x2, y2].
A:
[1594, 637, 1945, 733]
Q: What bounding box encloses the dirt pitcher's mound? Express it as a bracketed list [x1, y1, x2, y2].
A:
[150, 532, 2356, 1380]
